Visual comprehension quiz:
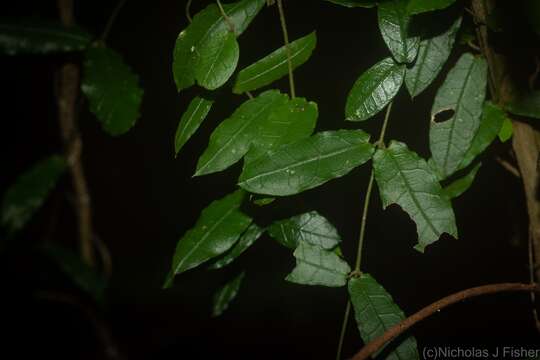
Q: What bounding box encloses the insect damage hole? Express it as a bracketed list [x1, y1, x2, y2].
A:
[432, 109, 455, 123]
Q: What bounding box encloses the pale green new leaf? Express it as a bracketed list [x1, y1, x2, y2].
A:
[239, 130, 375, 196]
[82, 46, 143, 136]
[2, 155, 66, 233]
[195, 90, 288, 176]
[346, 58, 405, 121]
[506, 91, 540, 119]
[498, 118, 513, 142]
[165, 190, 252, 287]
[442, 163, 481, 199]
[212, 271, 246, 317]
[349, 274, 419, 359]
[429, 53, 487, 179]
[209, 223, 264, 269]
[286, 242, 350, 287]
[324, 0, 377, 7]
[407, 0, 457, 14]
[405, 16, 462, 98]
[0, 20, 91, 55]
[373, 141, 457, 251]
[233, 31, 317, 93]
[268, 211, 341, 250]
[252, 197, 275, 206]
[172, 0, 265, 91]
[378, 0, 419, 64]
[175, 96, 214, 156]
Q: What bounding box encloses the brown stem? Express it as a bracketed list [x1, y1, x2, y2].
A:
[56, 0, 95, 267]
[352, 283, 538, 360]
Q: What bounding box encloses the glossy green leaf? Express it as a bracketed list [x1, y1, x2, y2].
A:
[81, 46, 143, 136]
[286, 242, 351, 287]
[175, 96, 214, 156]
[2, 155, 66, 233]
[172, 0, 265, 91]
[506, 91, 540, 119]
[349, 274, 419, 359]
[429, 53, 487, 179]
[212, 271, 246, 317]
[346, 58, 405, 121]
[234, 31, 316, 93]
[378, 0, 419, 64]
[442, 163, 481, 199]
[44, 245, 107, 303]
[165, 190, 252, 286]
[0, 20, 91, 55]
[407, 0, 457, 15]
[459, 101, 505, 171]
[268, 211, 341, 250]
[209, 223, 264, 269]
[244, 97, 318, 163]
[405, 16, 462, 98]
[239, 130, 375, 196]
[498, 118, 513, 142]
[324, 0, 377, 7]
[195, 90, 288, 176]
[373, 141, 458, 251]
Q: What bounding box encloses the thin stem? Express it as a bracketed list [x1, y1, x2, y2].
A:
[101, 0, 128, 41]
[217, 0, 235, 33]
[246, 91, 254, 99]
[186, 0, 193, 23]
[276, 0, 295, 98]
[352, 283, 539, 360]
[335, 301, 352, 360]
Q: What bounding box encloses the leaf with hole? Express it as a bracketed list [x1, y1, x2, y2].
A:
[346, 58, 405, 121]
[209, 223, 264, 269]
[286, 241, 350, 287]
[172, 0, 265, 91]
[212, 271, 246, 317]
[349, 274, 419, 359]
[407, 0, 457, 15]
[442, 163, 481, 199]
[405, 16, 461, 98]
[429, 53, 487, 179]
[0, 20, 91, 55]
[175, 96, 214, 156]
[268, 211, 341, 250]
[2, 155, 65, 234]
[82, 46, 143, 136]
[506, 91, 540, 119]
[233, 31, 317, 94]
[378, 0, 419, 64]
[239, 130, 374, 196]
[324, 0, 377, 7]
[164, 190, 252, 287]
[373, 141, 457, 251]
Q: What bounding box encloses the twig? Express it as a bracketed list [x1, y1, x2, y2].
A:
[528, 233, 540, 332]
[352, 283, 539, 360]
[246, 91, 254, 99]
[101, 0, 128, 41]
[186, 0, 193, 23]
[495, 156, 521, 178]
[217, 0, 235, 33]
[276, 0, 295, 98]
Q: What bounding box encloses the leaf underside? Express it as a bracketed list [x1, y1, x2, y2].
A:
[212, 271, 246, 317]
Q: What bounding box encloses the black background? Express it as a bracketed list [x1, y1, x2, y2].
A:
[0, 0, 538, 359]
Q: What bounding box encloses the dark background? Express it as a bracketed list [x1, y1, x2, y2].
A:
[0, 0, 538, 359]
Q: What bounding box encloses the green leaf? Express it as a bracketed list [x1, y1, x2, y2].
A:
[405, 16, 462, 98]
[175, 96, 214, 156]
[373, 141, 457, 252]
[286, 242, 351, 287]
[244, 97, 318, 163]
[378, 0, 419, 64]
[165, 190, 252, 285]
[324, 0, 377, 7]
[44, 245, 107, 303]
[498, 118, 513, 142]
[81, 46, 143, 136]
[429, 53, 488, 179]
[349, 274, 419, 359]
[345, 58, 405, 121]
[195, 90, 288, 176]
[407, 0, 457, 15]
[0, 20, 91, 55]
[268, 211, 341, 250]
[233, 31, 317, 93]
[172, 0, 265, 91]
[209, 223, 264, 269]
[239, 130, 375, 196]
[212, 271, 246, 317]
[2, 155, 66, 233]
[442, 163, 482, 199]
[506, 91, 540, 119]
[252, 197, 275, 206]
[459, 101, 505, 171]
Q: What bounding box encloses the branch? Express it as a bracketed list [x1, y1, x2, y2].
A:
[352, 283, 539, 360]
